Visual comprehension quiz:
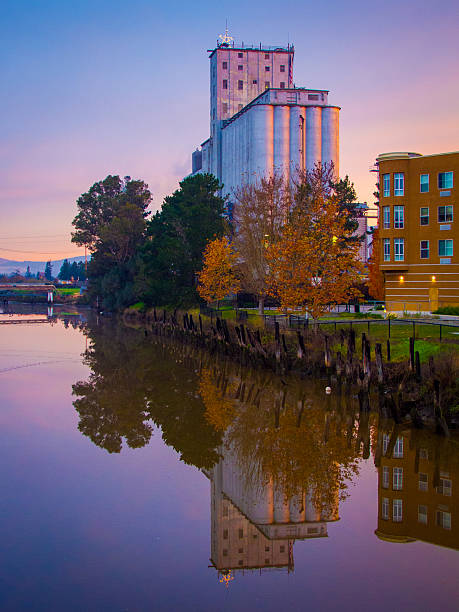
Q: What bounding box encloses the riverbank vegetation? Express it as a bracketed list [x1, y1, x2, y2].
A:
[71, 164, 366, 315]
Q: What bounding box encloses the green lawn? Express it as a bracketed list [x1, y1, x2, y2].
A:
[56, 288, 80, 295]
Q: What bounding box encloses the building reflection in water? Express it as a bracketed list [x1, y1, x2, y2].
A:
[208, 442, 339, 575]
[375, 427, 458, 550]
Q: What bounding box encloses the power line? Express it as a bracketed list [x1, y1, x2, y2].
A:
[0, 246, 83, 255]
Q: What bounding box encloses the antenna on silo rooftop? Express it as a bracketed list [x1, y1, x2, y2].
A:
[218, 20, 233, 47]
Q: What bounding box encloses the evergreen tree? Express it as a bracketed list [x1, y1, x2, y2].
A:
[135, 173, 226, 307]
[58, 259, 71, 280]
[44, 261, 53, 281]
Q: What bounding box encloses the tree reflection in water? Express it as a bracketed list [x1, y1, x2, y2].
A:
[73, 319, 366, 505]
[72, 320, 222, 468]
[73, 320, 459, 572]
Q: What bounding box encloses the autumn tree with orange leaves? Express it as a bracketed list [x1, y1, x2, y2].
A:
[266, 166, 363, 319]
[197, 236, 240, 307]
[367, 226, 385, 300]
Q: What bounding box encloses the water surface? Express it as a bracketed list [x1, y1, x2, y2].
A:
[1, 312, 458, 611]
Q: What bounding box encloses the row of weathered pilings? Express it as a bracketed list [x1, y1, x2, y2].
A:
[124, 307, 456, 436]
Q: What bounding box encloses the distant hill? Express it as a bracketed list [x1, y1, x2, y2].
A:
[0, 256, 86, 276]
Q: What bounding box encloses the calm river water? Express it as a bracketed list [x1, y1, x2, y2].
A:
[1, 308, 459, 611]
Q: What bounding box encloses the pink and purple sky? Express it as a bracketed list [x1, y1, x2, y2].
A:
[1, 0, 458, 261]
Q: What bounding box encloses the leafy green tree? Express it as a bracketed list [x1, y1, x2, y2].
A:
[44, 260, 53, 281]
[135, 173, 226, 307]
[71, 175, 152, 309]
[72, 321, 222, 466]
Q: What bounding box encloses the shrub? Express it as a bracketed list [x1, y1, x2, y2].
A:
[433, 306, 459, 316]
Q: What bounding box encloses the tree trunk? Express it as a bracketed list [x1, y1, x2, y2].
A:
[258, 295, 265, 315]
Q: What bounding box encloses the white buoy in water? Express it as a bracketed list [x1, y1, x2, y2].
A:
[325, 386, 332, 394]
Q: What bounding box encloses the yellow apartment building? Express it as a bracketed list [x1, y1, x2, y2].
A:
[375, 429, 458, 550]
[377, 151, 459, 312]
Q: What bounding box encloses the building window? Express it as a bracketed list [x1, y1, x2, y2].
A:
[383, 206, 390, 229]
[238, 547, 243, 553]
[383, 238, 390, 261]
[238, 64, 243, 71]
[265, 66, 270, 72]
[238, 528, 243, 538]
[393, 499, 403, 522]
[382, 497, 389, 520]
[420, 240, 429, 259]
[439, 239, 453, 257]
[252, 79, 257, 84]
[222, 505, 228, 517]
[280, 82, 285, 89]
[383, 433, 390, 454]
[418, 505, 428, 524]
[392, 436, 403, 459]
[420, 207, 429, 225]
[238, 560, 243, 565]
[437, 477, 452, 496]
[238, 103, 243, 111]
[420, 174, 429, 192]
[222, 102, 228, 114]
[238, 80, 243, 90]
[438, 171, 453, 189]
[394, 238, 404, 261]
[222, 61, 228, 69]
[394, 205, 404, 229]
[223, 79, 228, 89]
[264, 53, 269, 59]
[419, 473, 428, 492]
[280, 64, 285, 72]
[308, 94, 319, 100]
[382, 466, 390, 488]
[223, 529, 228, 539]
[280, 545, 285, 553]
[394, 173, 404, 196]
[265, 81, 270, 89]
[419, 448, 429, 460]
[394, 437, 403, 458]
[383, 174, 390, 197]
[438, 205, 453, 222]
[393, 467, 403, 490]
[223, 549, 228, 556]
[265, 546, 270, 552]
[437, 510, 451, 529]
[238, 52, 243, 58]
